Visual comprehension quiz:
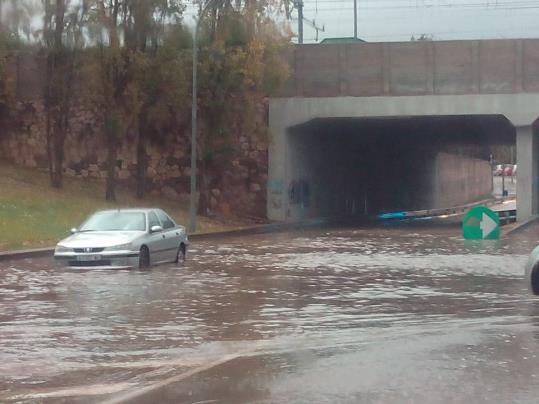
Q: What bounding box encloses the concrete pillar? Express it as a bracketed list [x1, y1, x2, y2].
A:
[267, 123, 288, 221]
[516, 125, 539, 222]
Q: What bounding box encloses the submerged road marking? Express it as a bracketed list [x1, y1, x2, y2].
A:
[7, 382, 136, 400]
[102, 351, 249, 404]
[95, 339, 369, 403]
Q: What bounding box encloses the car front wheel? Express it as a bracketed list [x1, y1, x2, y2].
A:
[175, 243, 186, 264]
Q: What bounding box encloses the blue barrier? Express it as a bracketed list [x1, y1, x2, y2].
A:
[377, 211, 407, 220]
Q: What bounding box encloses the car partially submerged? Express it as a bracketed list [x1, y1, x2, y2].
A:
[54, 208, 188, 269]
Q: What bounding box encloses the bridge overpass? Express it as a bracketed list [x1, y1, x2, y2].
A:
[268, 38, 539, 222]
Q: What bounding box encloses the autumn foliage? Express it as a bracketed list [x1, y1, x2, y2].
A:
[0, 0, 291, 207]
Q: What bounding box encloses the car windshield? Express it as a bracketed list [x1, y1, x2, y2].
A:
[79, 212, 146, 232]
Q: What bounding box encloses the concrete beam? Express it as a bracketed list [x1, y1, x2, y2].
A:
[270, 94, 539, 129]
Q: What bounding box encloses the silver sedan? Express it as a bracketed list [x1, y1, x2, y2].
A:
[54, 208, 188, 269]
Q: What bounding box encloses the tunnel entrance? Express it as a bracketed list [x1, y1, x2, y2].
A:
[285, 115, 515, 219]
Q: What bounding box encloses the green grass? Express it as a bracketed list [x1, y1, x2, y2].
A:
[0, 162, 250, 251]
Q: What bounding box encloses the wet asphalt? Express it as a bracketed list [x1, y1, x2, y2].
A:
[1, 223, 539, 403]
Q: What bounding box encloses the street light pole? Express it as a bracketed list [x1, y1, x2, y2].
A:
[353, 0, 357, 39]
[189, 21, 199, 234]
[297, 0, 304, 44]
[189, 1, 213, 234]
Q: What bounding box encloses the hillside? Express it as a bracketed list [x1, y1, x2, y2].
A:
[0, 162, 253, 251]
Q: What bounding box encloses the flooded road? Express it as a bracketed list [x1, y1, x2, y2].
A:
[1, 224, 539, 403]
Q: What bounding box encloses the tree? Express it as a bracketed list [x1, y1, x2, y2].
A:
[0, 55, 15, 133]
[91, 0, 132, 201]
[0, 0, 292, 211]
[88, 0, 186, 201]
[134, 32, 192, 198]
[195, 4, 290, 214]
[0, 0, 40, 43]
[0, 1, 19, 130]
[125, 0, 187, 199]
[42, 0, 87, 188]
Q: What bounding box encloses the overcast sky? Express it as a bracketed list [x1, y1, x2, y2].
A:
[9, 0, 539, 45]
[287, 0, 539, 43]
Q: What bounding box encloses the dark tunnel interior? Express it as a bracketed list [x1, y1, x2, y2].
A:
[286, 115, 515, 218]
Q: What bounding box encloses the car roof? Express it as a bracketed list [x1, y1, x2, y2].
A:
[95, 208, 161, 214]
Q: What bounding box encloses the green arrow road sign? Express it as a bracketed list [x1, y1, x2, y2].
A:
[462, 206, 500, 240]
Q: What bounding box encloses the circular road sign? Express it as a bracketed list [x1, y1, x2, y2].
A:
[462, 206, 500, 240]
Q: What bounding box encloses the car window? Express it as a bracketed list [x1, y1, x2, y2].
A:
[148, 211, 161, 230]
[156, 210, 175, 229]
[79, 212, 146, 231]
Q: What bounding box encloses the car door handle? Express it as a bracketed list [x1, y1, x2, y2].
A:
[162, 234, 166, 239]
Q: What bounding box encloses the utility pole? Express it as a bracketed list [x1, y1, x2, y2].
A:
[302, 16, 325, 42]
[290, 0, 324, 43]
[189, 22, 198, 234]
[189, 0, 215, 234]
[354, 0, 357, 39]
[296, 0, 304, 44]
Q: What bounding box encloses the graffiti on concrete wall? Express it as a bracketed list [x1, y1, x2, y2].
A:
[288, 180, 310, 208]
[268, 178, 311, 211]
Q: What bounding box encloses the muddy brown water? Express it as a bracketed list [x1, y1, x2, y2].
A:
[1, 224, 539, 403]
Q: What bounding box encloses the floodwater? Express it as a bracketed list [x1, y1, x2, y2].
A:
[1, 224, 539, 403]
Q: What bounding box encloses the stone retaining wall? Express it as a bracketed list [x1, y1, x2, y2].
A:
[0, 97, 268, 218]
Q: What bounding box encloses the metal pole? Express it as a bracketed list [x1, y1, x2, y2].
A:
[297, 0, 304, 44]
[490, 154, 494, 196]
[502, 163, 506, 197]
[189, 22, 198, 234]
[189, 1, 216, 234]
[511, 145, 515, 184]
[354, 0, 357, 39]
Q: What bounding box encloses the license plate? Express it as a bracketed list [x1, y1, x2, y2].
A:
[77, 255, 102, 261]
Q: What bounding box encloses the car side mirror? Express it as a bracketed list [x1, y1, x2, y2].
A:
[70, 228, 78, 234]
[150, 225, 163, 233]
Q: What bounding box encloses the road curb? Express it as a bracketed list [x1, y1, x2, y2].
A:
[0, 218, 332, 262]
[0, 247, 56, 262]
[505, 214, 539, 236]
[189, 217, 331, 241]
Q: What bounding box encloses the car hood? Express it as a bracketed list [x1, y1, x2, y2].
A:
[58, 231, 145, 248]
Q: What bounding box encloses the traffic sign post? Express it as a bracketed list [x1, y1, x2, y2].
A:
[462, 206, 500, 240]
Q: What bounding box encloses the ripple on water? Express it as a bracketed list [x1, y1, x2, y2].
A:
[0, 226, 532, 395]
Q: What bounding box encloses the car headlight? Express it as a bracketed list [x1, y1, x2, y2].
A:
[105, 243, 132, 251]
[55, 245, 72, 254]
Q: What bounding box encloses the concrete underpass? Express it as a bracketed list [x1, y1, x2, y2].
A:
[276, 115, 515, 221]
[269, 40, 539, 222]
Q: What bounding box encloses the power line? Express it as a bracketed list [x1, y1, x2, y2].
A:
[304, 0, 539, 4]
[305, 6, 539, 11]
[300, 29, 539, 42]
[289, 0, 326, 43]
[288, 0, 539, 43]
[313, 10, 539, 21]
[303, 1, 539, 10]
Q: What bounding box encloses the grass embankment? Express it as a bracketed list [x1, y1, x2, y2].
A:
[0, 162, 252, 251]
